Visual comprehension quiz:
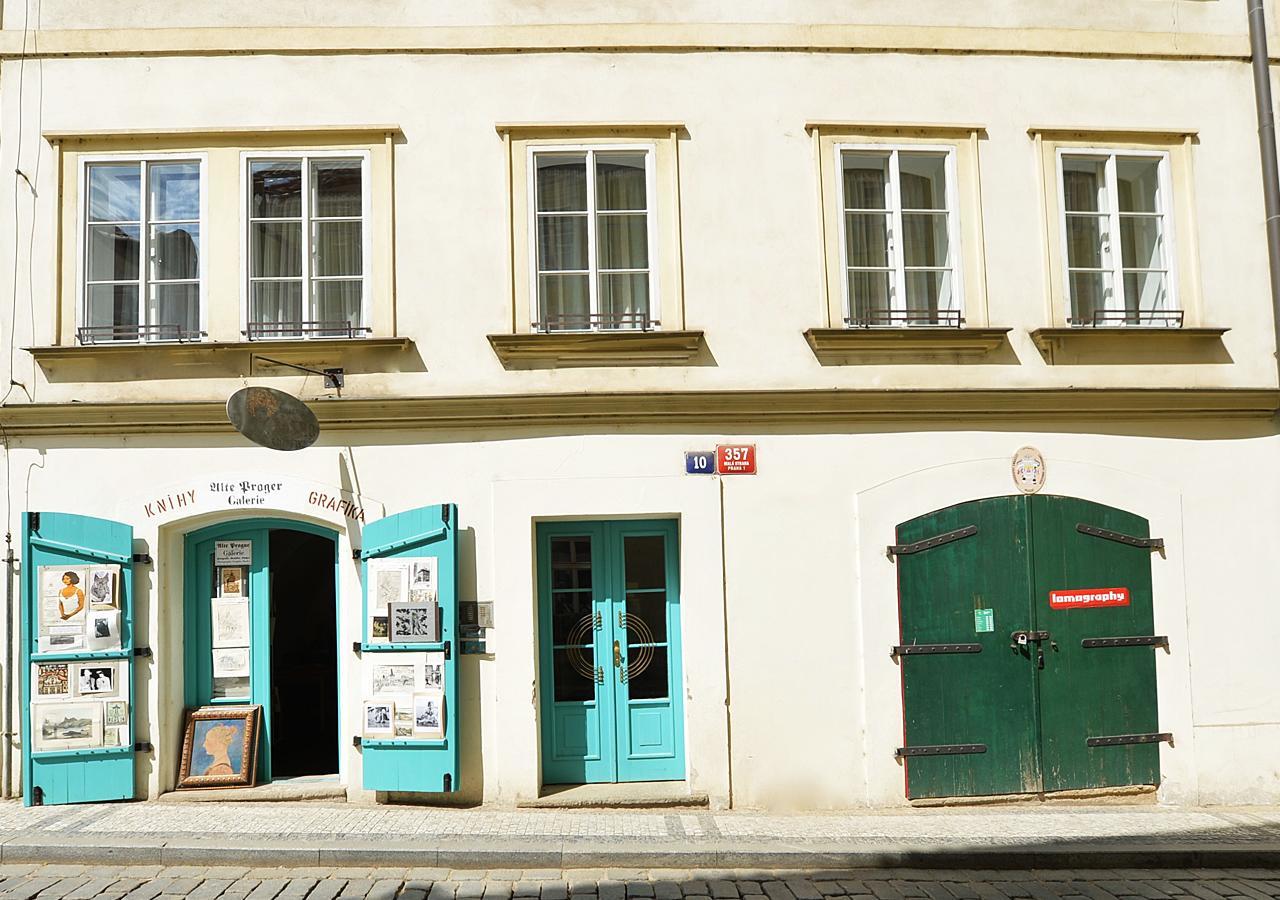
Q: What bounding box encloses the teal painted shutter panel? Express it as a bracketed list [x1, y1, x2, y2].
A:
[22, 512, 137, 806]
[358, 504, 459, 793]
[895, 497, 1042, 800]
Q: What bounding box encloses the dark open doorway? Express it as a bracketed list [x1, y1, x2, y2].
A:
[268, 529, 339, 778]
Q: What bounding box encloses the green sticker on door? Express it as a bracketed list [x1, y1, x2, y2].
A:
[974, 608, 994, 633]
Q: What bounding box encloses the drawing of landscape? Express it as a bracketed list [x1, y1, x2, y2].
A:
[43, 713, 93, 739]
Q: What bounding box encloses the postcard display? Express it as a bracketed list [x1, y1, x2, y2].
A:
[21, 512, 137, 807]
[359, 503, 459, 792]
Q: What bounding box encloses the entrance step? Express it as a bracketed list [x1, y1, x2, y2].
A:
[519, 782, 709, 809]
[912, 783, 1158, 808]
[159, 778, 347, 803]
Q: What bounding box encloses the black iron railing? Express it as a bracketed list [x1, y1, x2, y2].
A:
[243, 321, 373, 340]
[1068, 309, 1184, 328]
[533, 313, 656, 333]
[845, 308, 963, 329]
[76, 324, 207, 345]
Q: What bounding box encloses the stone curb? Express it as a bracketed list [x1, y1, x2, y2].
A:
[3, 841, 1280, 869]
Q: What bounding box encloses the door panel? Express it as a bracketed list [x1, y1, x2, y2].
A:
[896, 497, 1041, 800]
[1030, 496, 1160, 792]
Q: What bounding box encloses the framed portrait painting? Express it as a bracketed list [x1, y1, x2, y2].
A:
[176, 705, 261, 789]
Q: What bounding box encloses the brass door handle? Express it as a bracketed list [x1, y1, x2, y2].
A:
[613, 640, 622, 668]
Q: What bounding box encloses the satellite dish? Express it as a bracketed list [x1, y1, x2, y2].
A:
[226, 386, 320, 451]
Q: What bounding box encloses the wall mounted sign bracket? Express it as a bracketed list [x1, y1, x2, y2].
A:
[252, 355, 344, 389]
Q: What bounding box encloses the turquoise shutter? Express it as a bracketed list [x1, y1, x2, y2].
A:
[358, 504, 459, 793]
[22, 512, 138, 806]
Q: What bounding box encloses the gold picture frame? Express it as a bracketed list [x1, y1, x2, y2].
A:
[176, 705, 261, 789]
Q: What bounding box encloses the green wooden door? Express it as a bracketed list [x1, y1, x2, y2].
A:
[537, 520, 685, 785]
[23, 512, 139, 806]
[895, 495, 1162, 800]
[1030, 496, 1160, 792]
[895, 497, 1042, 799]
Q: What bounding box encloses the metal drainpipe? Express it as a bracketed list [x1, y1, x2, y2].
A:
[3, 536, 13, 800]
[1248, 0, 1280, 376]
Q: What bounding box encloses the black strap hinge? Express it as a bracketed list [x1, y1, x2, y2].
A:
[895, 743, 987, 758]
[133, 646, 153, 658]
[442, 506, 451, 528]
[131, 553, 152, 565]
[29, 512, 40, 532]
[1082, 635, 1169, 649]
[1087, 732, 1173, 748]
[352, 548, 362, 561]
[887, 525, 978, 560]
[353, 735, 362, 748]
[1077, 524, 1164, 552]
[134, 742, 153, 753]
[891, 643, 982, 659]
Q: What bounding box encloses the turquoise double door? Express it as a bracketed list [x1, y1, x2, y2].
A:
[537, 520, 686, 784]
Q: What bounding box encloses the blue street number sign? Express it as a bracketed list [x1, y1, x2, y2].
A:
[685, 451, 716, 474]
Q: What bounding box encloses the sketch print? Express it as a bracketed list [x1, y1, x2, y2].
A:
[34, 702, 102, 751]
[375, 567, 404, 610]
[213, 648, 251, 678]
[389, 602, 437, 642]
[104, 700, 128, 726]
[395, 707, 413, 737]
[363, 701, 394, 736]
[423, 655, 444, 690]
[78, 665, 115, 695]
[89, 568, 117, 610]
[220, 567, 244, 598]
[413, 692, 443, 736]
[371, 664, 415, 695]
[211, 599, 250, 647]
[35, 663, 70, 697]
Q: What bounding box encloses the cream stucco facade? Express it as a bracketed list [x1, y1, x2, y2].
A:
[1, 1, 1279, 810]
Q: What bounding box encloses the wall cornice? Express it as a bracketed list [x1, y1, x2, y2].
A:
[0, 388, 1276, 437]
[0, 25, 1254, 63]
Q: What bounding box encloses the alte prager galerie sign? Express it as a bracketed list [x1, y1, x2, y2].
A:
[124, 475, 384, 527]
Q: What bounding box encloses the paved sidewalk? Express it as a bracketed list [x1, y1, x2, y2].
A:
[1, 802, 1279, 868]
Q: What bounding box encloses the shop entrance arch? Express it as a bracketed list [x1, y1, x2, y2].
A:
[893, 494, 1165, 800]
[183, 518, 340, 784]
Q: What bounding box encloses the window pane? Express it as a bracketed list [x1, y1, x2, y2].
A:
[314, 221, 363, 277]
[1065, 215, 1107, 269]
[623, 535, 666, 589]
[537, 216, 589, 271]
[845, 213, 889, 267]
[312, 159, 362, 218]
[250, 281, 304, 334]
[899, 154, 947, 210]
[1119, 216, 1164, 270]
[627, 647, 668, 701]
[553, 648, 596, 702]
[902, 213, 949, 267]
[86, 284, 139, 334]
[151, 224, 200, 281]
[87, 225, 140, 282]
[1123, 271, 1169, 315]
[150, 163, 200, 222]
[842, 154, 888, 210]
[538, 273, 590, 328]
[536, 155, 587, 212]
[598, 213, 649, 269]
[314, 280, 363, 333]
[1068, 271, 1113, 324]
[905, 271, 954, 319]
[251, 161, 302, 218]
[1117, 157, 1161, 213]
[847, 270, 890, 322]
[88, 164, 140, 222]
[596, 153, 647, 211]
[552, 590, 594, 644]
[1062, 157, 1107, 212]
[250, 222, 303, 278]
[148, 283, 199, 335]
[598, 273, 650, 328]
[625, 593, 668, 644]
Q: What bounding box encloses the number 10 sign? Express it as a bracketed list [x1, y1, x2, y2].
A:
[686, 445, 757, 475]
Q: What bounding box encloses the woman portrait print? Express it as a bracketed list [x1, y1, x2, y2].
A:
[58, 571, 85, 620]
[197, 722, 241, 776]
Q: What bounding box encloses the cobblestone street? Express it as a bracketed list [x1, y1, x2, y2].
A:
[0, 865, 1278, 900]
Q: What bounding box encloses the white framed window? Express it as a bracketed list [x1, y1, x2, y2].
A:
[528, 144, 659, 332]
[836, 144, 962, 327]
[1057, 149, 1178, 327]
[77, 154, 206, 344]
[241, 151, 371, 340]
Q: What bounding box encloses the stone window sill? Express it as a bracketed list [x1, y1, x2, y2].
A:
[1030, 327, 1230, 364]
[27, 337, 413, 363]
[804, 327, 1011, 360]
[487, 331, 706, 367]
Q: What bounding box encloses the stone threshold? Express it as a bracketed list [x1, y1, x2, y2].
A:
[518, 782, 710, 809]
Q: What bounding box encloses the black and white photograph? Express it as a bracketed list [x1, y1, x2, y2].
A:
[411, 558, 437, 591]
[88, 567, 117, 610]
[423, 653, 445, 689]
[371, 664, 415, 695]
[78, 664, 116, 695]
[33, 702, 103, 752]
[389, 602, 438, 642]
[88, 609, 121, 651]
[413, 691, 444, 737]
[362, 700, 394, 737]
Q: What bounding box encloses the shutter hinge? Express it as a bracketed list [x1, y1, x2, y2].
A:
[133, 646, 153, 659]
[352, 641, 363, 654]
[1082, 635, 1169, 649]
[443, 773, 453, 792]
[1077, 524, 1164, 552]
[29, 513, 39, 532]
[353, 735, 362, 748]
[134, 742, 153, 753]
[131, 553, 152, 565]
[895, 743, 987, 758]
[352, 548, 362, 561]
[443, 641, 451, 660]
[891, 643, 983, 660]
[887, 524, 978, 560]
[442, 506, 451, 528]
[1087, 732, 1173, 748]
